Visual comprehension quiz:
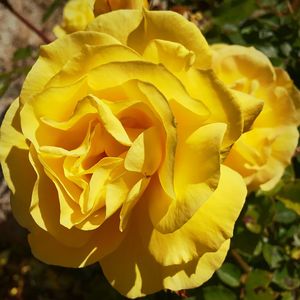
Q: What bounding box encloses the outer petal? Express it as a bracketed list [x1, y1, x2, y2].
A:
[212, 43, 300, 191]
[87, 10, 143, 45]
[212, 45, 300, 128]
[211, 44, 275, 86]
[230, 90, 264, 132]
[0, 99, 36, 230]
[251, 126, 299, 191]
[47, 44, 142, 88]
[100, 233, 229, 299]
[88, 9, 212, 69]
[272, 126, 299, 164]
[29, 212, 126, 268]
[0, 99, 28, 191]
[225, 126, 299, 191]
[54, 0, 96, 37]
[254, 74, 300, 128]
[147, 166, 246, 265]
[54, 0, 149, 37]
[99, 167, 245, 298]
[62, 0, 94, 31]
[21, 32, 120, 103]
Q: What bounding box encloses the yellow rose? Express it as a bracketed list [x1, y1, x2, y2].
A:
[0, 10, 260, 298]
[54, 0, 149, 36]
[212, 44, 300, 191]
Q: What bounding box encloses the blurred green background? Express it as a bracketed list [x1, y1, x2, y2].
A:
[0, 0, 300, 299]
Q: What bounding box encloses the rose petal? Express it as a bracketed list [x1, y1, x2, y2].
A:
[88, 94, 132, 146]
[147, 166, 246, 265]
[124, 126, 162, 175]
[21, 32, 120, 103]
[29, 212, 126, 268]
[0, 99, 28, 191]
[148, 123, 227, 234]
[88, 9, 211, 69]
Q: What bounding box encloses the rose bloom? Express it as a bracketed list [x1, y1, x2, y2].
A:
[212, 45, 300, 191]
[54, 0, 148, 36]
[0, 10, 262, 298]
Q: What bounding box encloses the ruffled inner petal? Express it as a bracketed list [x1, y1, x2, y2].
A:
[148, 123, 227, 234]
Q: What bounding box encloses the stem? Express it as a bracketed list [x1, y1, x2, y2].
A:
[175, 290, 189, 298]
[0, 0, 51, 44]
[231, 249, 252, 273]
[287, 0, 294, 14]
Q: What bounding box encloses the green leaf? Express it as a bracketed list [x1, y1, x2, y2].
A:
[272, 265, 300, 290]
[232, 226, 260, 257]
[274, 201, 297, 224]
[280, 291, 294, 300]
[227, 31, 246, 45]
[13, 46, 32, 61]
[256, 44, 278, 58]
[242, 196, 275, 234]
[277, 224, 300, 246]
[277, 180, 300, 215]
[280, 42, 292, 57]
[253, 240, 263, 256]
[246, 269, 272, 289]
[257, 0, 277, 6]
[213, 0, 257, 25]
[203, 286, 237, 300]
[240, 26, 254, 35]
[245, 269, 274, 300]
[217, 263, 242, 287]
[258, 29, 273, 39]
[243, 204, 262, 233]
[262, 244, 284, 269]
[293, 232, 300, 247]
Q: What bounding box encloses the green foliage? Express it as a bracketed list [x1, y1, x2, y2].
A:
[212, 0, 257, 25]
[277, 180, 300, 215]
[244, 269, 274, 300]
[203, 285, 237, 300]
[217, 263, 242, 288]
